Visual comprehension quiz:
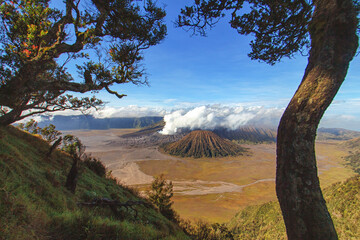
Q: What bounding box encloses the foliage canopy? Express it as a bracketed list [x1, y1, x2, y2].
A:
[0, 0, 166, 125]
[177, 0, 313, 64]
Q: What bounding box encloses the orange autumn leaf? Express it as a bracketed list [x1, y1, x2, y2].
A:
[22, 49, 31, 57]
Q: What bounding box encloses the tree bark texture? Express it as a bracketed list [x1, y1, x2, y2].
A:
[276, 0, 358, 239]
[65, 157, 79, 194]
[0, 109, 23, 126]
[46, 137, 63, 159]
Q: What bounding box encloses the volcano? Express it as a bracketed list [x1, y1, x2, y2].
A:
[161, 130, 246, 158]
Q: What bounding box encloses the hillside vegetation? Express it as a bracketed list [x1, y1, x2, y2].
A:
[0, 126, 188, 240]
[343, 137, 360, 174]
[161, 130, 246, 158]
[228, 176, 360, 239]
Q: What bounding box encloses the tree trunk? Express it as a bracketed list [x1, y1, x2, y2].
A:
[276, 0, 358, 239]
[65, 156, 79, 194]
[0, 109, 22, 126]
[46, 137, 63, 159]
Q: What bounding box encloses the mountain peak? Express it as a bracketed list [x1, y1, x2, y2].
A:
[161, 130, 246, 158]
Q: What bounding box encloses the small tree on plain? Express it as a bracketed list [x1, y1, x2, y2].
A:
[147, 174, 176, 220]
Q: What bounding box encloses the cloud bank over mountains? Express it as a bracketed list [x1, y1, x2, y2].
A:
[91, 105, 167, 118]
[23, 103, 360, 132]
[27, 105, 167, 121]
[160, 105, 284, 135]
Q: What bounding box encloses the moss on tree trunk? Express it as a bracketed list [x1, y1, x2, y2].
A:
[276, 0, 358, 239]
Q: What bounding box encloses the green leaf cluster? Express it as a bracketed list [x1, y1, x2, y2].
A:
[17, 119, 61, 142]
[147, 174, 177, 220]
[0, 0, 167, 125]
[177, 0, 312, 64]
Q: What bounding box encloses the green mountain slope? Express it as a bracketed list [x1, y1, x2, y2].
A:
[0, 126, 189, 240]
[228, 176, 360, 239]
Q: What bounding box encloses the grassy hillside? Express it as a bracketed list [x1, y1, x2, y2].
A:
[0, 126, 189, 240]
[228, 175, 360, 239]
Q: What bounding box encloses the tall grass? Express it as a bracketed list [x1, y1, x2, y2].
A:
[0, 126, 189, 240]
[228, 175, 360, 240]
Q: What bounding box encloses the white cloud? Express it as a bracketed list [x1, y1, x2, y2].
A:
[159, 105, 284, 135]
[16, 115, 44, 124]
[320, 114, 360, 131]
[16, 102, 360, 132]
[18, 105, 167, 123]
[92, 106, 167, 118]
[163, 99, 177, 103]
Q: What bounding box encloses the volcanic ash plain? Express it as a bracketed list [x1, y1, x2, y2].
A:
[67, 129, 355, 222]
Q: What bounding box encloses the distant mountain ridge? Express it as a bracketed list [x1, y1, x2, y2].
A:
[126, 121, 360, 143]
[317, 127, 360, 141]
[161, 130, 246, 158]
[37, 115, 360, 142]
[37, 115, 163, 130]
[213, 126, 277, 143]
[125, 121, 277, 143]
[122, 120, 166, 138]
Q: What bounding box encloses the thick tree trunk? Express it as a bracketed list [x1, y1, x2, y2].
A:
[0, 109, 23, 126]
[276, 0, 358, 239]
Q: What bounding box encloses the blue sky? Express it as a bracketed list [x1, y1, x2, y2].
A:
[51, 1, 360, 131]
[101, 1, 307, 108]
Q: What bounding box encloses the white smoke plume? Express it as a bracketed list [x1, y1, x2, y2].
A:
[159, 105, 284, 135]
